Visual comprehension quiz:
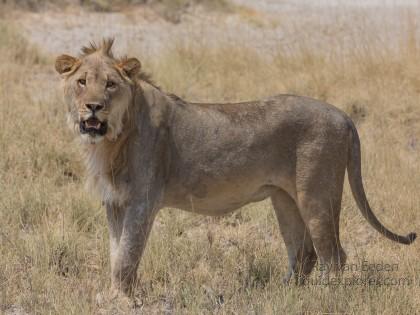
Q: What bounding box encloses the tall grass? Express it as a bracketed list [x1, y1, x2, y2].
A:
[0, 11, 419, 314]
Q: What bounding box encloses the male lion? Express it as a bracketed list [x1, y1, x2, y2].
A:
[55, 39, 416, 296]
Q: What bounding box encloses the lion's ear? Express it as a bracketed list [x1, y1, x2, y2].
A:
[118, 58, 141, 79]
[55, 54, 79, 75]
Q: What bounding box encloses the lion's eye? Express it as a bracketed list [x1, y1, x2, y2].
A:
[78, 79, 86, 86]
[106, 81, 116, 89]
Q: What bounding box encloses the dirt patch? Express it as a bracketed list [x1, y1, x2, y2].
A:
[17, 2, 420, 59]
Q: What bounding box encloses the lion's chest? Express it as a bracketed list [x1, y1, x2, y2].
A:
[87, 174, 129, 206]
[83, 148, 130, 206]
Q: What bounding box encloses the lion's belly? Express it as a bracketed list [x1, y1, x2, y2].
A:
[163, 177, 286, 216]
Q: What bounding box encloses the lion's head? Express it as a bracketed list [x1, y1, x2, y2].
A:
[55, 38, 140, 144]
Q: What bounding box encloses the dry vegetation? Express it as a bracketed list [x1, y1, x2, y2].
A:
[1, 4, 420, 314]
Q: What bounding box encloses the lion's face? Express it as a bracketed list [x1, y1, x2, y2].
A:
[55, 44, 140, 144]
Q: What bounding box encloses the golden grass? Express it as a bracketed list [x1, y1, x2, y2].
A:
[0, 12, 419, 314]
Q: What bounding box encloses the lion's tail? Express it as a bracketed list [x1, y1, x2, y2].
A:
[346, 120, 416, 245]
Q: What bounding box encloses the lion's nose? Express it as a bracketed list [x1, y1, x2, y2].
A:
[85, 103, 104, 113]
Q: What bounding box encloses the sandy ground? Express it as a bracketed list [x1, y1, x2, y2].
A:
[235, 0, 420, 11]
[16, 0, 420, 59]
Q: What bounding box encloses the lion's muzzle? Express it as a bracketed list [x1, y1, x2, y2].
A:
[80, 116, 108, 136]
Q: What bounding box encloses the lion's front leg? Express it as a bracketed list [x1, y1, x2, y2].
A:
[110, 202, 157, 296]
[106, 203, 125, 288]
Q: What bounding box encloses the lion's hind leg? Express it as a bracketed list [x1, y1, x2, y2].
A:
[271, 189, 317, 285]
[295, 152, 348, 282]
[297, 192, 347, 283]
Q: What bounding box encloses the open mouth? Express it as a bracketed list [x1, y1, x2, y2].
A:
[79, 117, 108, 136]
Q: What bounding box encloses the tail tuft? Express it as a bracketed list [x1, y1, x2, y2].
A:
[406, 232, 417, 244]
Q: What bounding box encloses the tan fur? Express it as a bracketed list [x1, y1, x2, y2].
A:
[56, 39, 416, 297]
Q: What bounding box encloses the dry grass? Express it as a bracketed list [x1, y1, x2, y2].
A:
[1, 9, 419, 314]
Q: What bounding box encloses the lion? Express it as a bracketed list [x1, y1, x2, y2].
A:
[55, 39, 416, 296]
